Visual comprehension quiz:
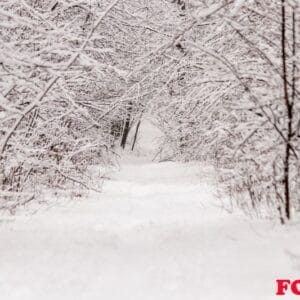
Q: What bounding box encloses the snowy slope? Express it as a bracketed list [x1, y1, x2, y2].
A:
[1, 154, 300, 300]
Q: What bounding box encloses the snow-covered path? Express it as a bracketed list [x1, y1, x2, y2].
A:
[0, 155, 300, 300]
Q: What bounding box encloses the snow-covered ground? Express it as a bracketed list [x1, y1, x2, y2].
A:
[1, 120, 300, 300]
[1, 153, 300, 300]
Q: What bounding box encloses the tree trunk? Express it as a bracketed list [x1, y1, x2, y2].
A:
[281, 0, 292, 220]
[131, 120, 141, 151]
[120, 102, 132, 149]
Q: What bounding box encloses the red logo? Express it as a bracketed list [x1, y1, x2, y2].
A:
[276, 280, 300, 296]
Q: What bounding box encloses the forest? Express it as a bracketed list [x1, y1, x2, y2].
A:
[1, 0, 299, 221]
[0, 1, 300, 299]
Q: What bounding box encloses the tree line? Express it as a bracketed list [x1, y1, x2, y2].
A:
[0, 0, 299, 223]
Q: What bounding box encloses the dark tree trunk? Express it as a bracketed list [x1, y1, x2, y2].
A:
[120, 102, 132, 149]
[281, 0, 293, 220]
[131, 120, 141, 151]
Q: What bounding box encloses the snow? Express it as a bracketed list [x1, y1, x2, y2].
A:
[1, 124, 300, 300]
[127, 117, 164, 157]
[1, 2, 300, 299]
[1, 153, 300, 300]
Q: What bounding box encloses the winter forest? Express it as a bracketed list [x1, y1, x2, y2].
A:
[1, 0, 300, 299]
